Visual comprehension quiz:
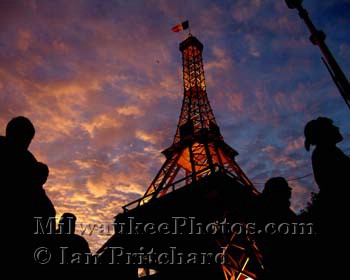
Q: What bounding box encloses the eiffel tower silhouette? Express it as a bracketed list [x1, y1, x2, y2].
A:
[98, 34, 264, 280]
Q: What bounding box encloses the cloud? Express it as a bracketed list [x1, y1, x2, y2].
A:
[16, 29, 32, 52]
[116, 105, 144, 117]
[261, 145, 274, 153]
[82, 112, 122, 139]
[285, 137, 304, 152]
[231, 0, 261, 23]
[136, 129, 158, 145]
[290, 180, 313, 213]
[86, 177, 109, 197]
[206, 46, 233, 71]
[244, 34, 261, 57]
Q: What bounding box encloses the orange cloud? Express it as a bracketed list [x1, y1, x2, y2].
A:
[116, 105, 144, 117]
[82, 113, 122, 138]
[16, 29, 32, 52]
[136, 129, 158, 144]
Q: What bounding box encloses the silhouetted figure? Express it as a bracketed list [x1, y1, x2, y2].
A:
[1, 116, 37, 209]
[255, 177, 297, 280]
[258, 177, 296, 221]
[0, 116, 57, 264]
[32, 162, 56, 234]
[304, 117, 349, 230]
[304, 117, 350, 212]
[1, 117, 36, 207]
[302, 117, 349, 275]
[5, 116, 35, 151]
[0, 116, 39, 261]
[56, 213, 91, 264]
[1, 116, 37, 191]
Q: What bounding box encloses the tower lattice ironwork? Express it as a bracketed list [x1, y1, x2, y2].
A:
[140, 35, 258, 206]
[134, 34, 263, 280]
[98, 34, 264, 280]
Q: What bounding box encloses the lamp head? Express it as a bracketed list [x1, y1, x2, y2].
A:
[285, 0, 303, 9]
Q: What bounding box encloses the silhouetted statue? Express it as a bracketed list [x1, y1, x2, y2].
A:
[56, 213, 91, 264]
[304, 117, 350, 208]
[255, 177, 297, 280]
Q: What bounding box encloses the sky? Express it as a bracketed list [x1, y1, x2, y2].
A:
[1, 0, 349, 253]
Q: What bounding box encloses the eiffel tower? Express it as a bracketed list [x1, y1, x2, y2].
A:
[98, 34, 264, 280]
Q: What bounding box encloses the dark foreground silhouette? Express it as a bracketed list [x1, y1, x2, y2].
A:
[1, 115, 348, 278]
[254, 177, 297, 280]
[56, 213, 91, 264]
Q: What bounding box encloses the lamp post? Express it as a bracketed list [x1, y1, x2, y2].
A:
[285, 0, 350, 111]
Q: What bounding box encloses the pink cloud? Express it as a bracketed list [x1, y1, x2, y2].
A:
[285, 136, 304, 152]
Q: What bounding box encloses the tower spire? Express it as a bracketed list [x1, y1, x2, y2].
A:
[174, 34, 218, 144]
[138, 35, 257, 206]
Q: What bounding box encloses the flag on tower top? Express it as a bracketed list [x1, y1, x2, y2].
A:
[171, 20, 189, 32]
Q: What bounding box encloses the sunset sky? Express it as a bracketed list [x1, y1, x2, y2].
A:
[1, 0, 349, 253]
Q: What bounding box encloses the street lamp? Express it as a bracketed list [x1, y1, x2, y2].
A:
[285, 0, 350, 111]
[285, 0, 303, 9]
